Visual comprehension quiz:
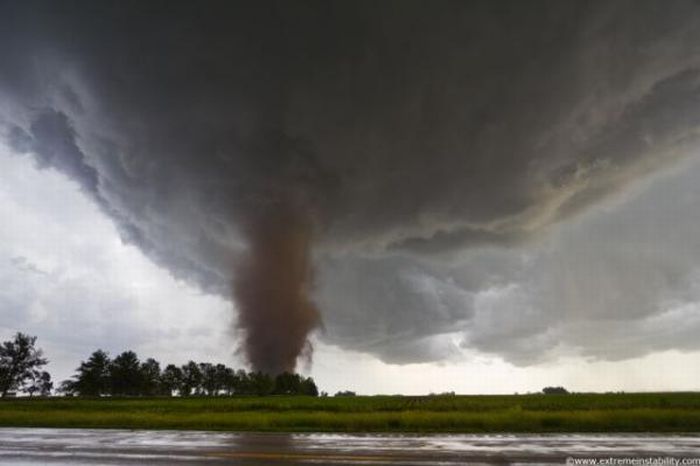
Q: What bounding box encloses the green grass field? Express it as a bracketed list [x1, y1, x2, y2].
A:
[2, 393, 700, 433]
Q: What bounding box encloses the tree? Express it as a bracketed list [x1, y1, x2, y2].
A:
[215, 364, 232, 395]
[300, 376, 318, 397]
[25, 377, 40, 397]
[160, 364, 183, 396]
[140, 358, 162, 396]
[199, 363, 219, 395]
[248, 371, 274, 396]
[26, 371, 52, 397]
[274, 372, 301, 395]
[38, 371, 53, 396]
[233, 369, 249, 395]
[272, 373, 318, 396]
[542, 386, 569, 395]
[64, 350, 111, 396]
[180, 361, 202, 396]
[58, 379, 77, 396]
[53, 347, 328, 398]
[0, 333, 48, 397]
[109, 351, 142, 396]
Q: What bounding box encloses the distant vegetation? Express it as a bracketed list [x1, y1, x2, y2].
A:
[4, 333, 700, 434]
[0, 333, 318, 398]
[2, 393, 700, 432]
[59, 349, 318, 397]
[542, 386, 569, 395]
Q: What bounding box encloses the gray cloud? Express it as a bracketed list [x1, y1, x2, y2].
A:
[458, 157, 700, 364]
[9, 111, 98, 195]
[0, 149, 234, 382]
[2, 0, 700, 367]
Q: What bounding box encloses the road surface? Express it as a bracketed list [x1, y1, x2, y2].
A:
[1, 428, 699, 465]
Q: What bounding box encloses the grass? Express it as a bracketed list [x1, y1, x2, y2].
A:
[2, 392, 700, 433]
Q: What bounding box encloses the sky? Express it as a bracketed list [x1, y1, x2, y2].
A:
[2, 0, 700, 393]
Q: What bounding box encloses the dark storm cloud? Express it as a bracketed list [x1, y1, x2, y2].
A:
[8, 111, 98, 194]
[3, 0, 700, 367]
[457, 157, 700, 365]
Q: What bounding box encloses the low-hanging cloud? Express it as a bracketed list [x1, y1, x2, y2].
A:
[3, 0, 700, 369]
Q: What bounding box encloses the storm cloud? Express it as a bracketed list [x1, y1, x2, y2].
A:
[3, 0, 700, 369]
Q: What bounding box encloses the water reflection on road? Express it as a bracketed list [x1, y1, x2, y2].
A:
[1, 428, 699, 465]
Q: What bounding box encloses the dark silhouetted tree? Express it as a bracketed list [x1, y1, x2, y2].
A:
[542, 386, 569, 395]
[63, 350, 111, 396]
[160, 364, 183, 396]
[180, 361, 202, 396]
[199, 363, 219, 395]
[0, 333, 48, 397]
[300, 376, 318, 396]
[274, 372, 301, 395]
[248, 371, 274, 396]
[109, 351, 142, 396]
[57, 347, 327, 398]
[38, 371, 53, 396]
[233, 369, 249, 394]
[215, 364, 232, 395]
[140, 358, 162, 396]
[25, 377, 40, 397]
[26, 371, 53, 397]
[272, 373, 318, 396]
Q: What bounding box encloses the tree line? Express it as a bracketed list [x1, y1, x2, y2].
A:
[0, 332, 318, 398]
[60, 349, 319, 397]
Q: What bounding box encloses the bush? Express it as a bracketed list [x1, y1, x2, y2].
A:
[542, 386, 569, 395]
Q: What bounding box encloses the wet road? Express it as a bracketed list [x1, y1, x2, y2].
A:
[1, 428, 699, 465]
